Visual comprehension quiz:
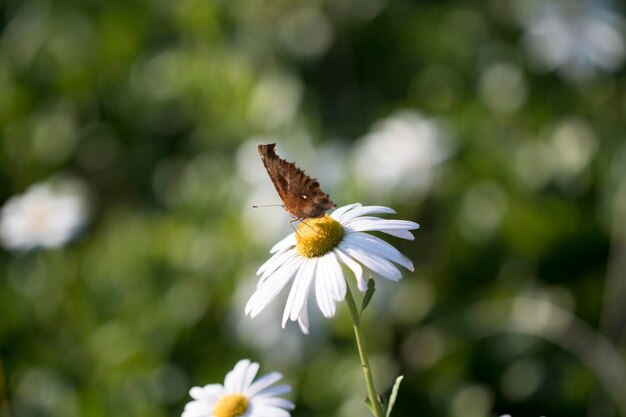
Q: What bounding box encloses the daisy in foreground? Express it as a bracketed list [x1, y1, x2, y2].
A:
[245, 203, 419, 333]
[182, 359, 294, 417]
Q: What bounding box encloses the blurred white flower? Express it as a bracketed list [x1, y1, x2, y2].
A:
[182, 359, 294, 417]
[278, 8, 334, 60]
[549, 117, 597, 180]
[247, 71, 303, 129]
[458, 181, 508, 242]
[501, 359, 544, 401]
[14, 368, 79, 417]
[353, 110, 453, 201]
[520, 0, 625, 81]
[513, 117, 597, 191]
[246, 203, 418, 333]
[0, 181, 87, 252]
[479, 62, 528, 114]
[450, 384, 493, 417]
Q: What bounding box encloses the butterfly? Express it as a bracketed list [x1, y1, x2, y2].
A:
[258, 143, 335, 220]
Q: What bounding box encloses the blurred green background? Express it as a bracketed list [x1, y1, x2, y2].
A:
[1, 0, 625, 416]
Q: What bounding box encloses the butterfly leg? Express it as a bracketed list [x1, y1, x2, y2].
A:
[297, 219, 323, 238]
[289, 218, 302, 240]
[290, 218, 321, 239]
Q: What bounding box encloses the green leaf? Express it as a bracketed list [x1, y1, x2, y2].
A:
[361, 278, 376, 312]
[385, 375, 404, 417]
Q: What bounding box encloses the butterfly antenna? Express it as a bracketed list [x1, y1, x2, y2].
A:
[252, 204, 286, 209]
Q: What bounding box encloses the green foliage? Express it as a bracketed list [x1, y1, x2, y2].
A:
[1, 0, 625, 416]
[361, 278, 376, 313]
[386, 375, 404, 417]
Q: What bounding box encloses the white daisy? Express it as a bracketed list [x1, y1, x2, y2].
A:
[245, 203, 419, 334]
[182, 359, 294, 417]
[520, 0, 625, 81]
[353, 111, 453, 201]
[0, 181, 87, 252]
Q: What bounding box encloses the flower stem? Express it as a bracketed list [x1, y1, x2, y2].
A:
[344, 283, 385, 417]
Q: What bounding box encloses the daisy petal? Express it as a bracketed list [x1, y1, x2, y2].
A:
[297, 301, 310, 334]
[258, 249, 298, 284]
[246, 257, 302, 317]
[336, 205, 396, 223]
[378, 229, 417, 240]
[330, 203, 362, 221]
[343, 232, 414, 271]
[315, 258, 336, 318]
[189, 385, 223, 401]
[323, 251, 346, 302]
[241, 361, 260, 392]
[258, 247, 291, 275]
[224, 359, 250, 392]
[254, 384, 292, 398]
[333, 247, 367, 291]
[248, 372, 284, 396]
[253, 396, 296, 409]
[251, 406, 292, 417]
[340, 242, 402, 281]
[282, 259, 316, 327]
[270, 233, 297, 254]
[345, 217, 419, 235]
[182, 400, 213, 417]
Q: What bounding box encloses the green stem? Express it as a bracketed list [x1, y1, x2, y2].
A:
[344, 283, 385, 417]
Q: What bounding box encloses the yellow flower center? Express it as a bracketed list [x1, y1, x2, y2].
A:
[213, 393, 249, 417]
[296, 214, 344, 258]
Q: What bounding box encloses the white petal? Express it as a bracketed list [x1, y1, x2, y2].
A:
[282, 259, 316, 327]
[225, 359, 251, 392]
[290, 263, 315, 322]
[189, 384, 223, 401]
[254, 384, 292, 398]
[241, 361, 260, 392]
[247, 372, 284, 396]
[258, 249, 298, 284]
[270, 233, 297, 254]
[330, 203, 362, 221]
[315, 252, 346, 318]
[326, 252, 346, 302]
[250, 405, 292, 417]
[246, 257, 303, 317]
[377, 229, 416, 240]
[339, 242, 402, 281]
[333, 247, 367, 291]
[182, 400, 213, 417]
[343, 232, 414, 271]
[297, 301, 310, 334]
[257, 248, 291, 275]
[345, 217, 419, 239]
[336, 205, 396, 223]
[315, 258, 336, 318]
[252, 396, 295, 409]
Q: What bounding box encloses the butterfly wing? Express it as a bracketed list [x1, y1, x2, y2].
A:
[258, 144, 335, 219]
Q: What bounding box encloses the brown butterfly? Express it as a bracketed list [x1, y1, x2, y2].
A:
[258, 143, 336, 220]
